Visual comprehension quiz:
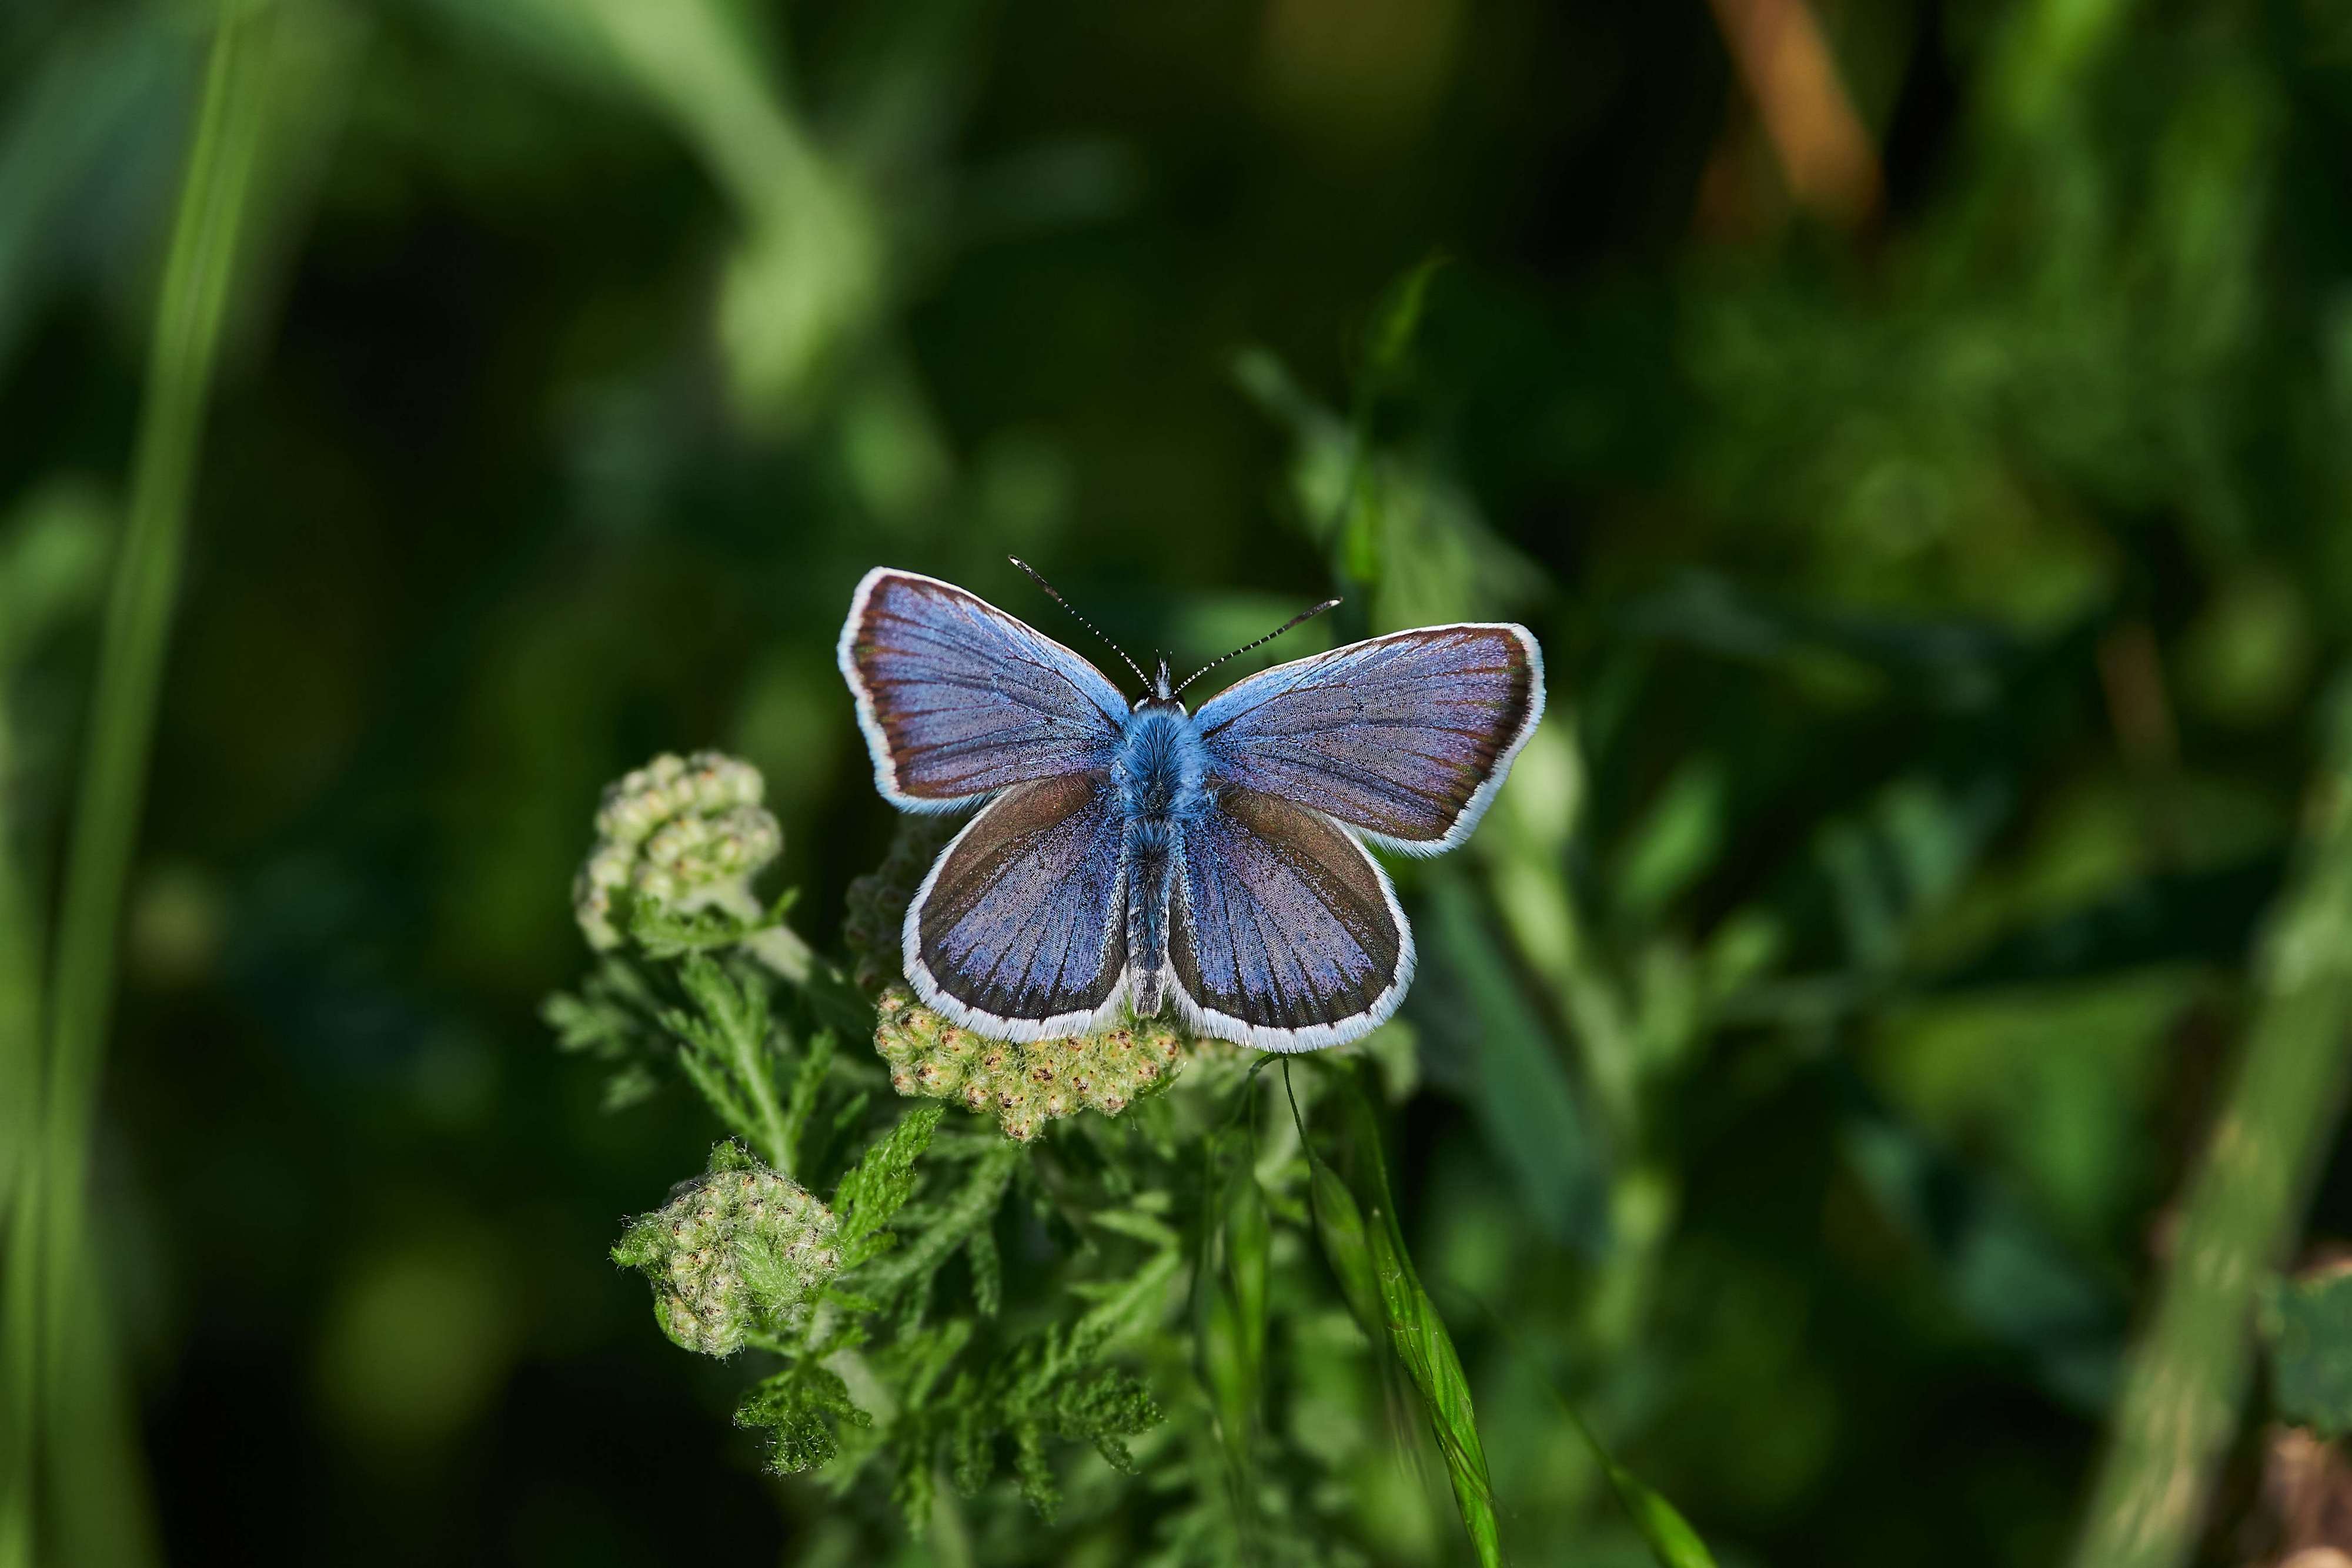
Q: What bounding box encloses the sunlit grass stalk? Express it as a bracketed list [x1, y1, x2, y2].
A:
[7, 6, 280, 1564]
[0, 697, 44, 1568]
[2067, 674, 2352, 1568]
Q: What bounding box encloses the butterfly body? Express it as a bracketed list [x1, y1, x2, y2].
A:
[840, 568, 1543, 1052]
[1108, 694, 1210, 1017]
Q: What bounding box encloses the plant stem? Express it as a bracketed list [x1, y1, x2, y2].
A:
[743, 922, 817, 985]
[0, 698, 44, 1568]
[2066, 674, 2352, 1568]
[19, 7, 278, 1564]
[927, 1477, 977, 1568]
[730, 1011, 793, 1172]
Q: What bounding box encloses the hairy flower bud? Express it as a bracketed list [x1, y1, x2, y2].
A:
[574, 751, 781, 950]
[870, 984, 1217, 1141]
[612, 1142, 841, 1356]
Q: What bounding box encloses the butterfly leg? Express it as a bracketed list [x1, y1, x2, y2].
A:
[1124, 820, 1174, 1017]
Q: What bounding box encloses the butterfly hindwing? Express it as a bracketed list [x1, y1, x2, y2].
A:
[839, 568, 1128, 809]
[1167, 787, 1409, 1051]
[1194, 624, 1544, 852]
[904, 773, 1130, 1039]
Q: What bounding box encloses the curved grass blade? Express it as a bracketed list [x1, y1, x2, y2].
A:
[10, 8, 284, 1564]
[1446, 1283, 1718, 1568]
[1287, 1063, 1503, 1568]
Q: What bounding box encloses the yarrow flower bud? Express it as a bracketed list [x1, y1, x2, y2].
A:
[574, 751, 780, 951]
[612, 1142, 841, 1356]
[873, 984, 1213, 1141]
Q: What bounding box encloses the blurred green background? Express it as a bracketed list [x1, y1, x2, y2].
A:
[6, 0, 2352, 1562]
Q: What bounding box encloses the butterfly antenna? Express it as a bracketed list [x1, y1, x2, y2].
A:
[1172, 596, 1342, 697]
[1008, 557, 1151, 690]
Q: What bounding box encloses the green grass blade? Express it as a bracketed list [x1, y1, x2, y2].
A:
[2067, 673, 2352, 1568]
[1438, 1280, 1719, 1567]
[1194, 1123, 1271, 1523]
[1425, 872, 1611, 1255]
[1336, 1066, 1504, 1568]
[1606, 1479, 1716, 1568]
[20, 8, 281, 1563]
[0, 696, 41, 1568]
[1364, 1219, 1501, 1568]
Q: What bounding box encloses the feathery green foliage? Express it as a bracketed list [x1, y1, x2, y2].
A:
[830, 1101, 942, 1269]
[549, 755, 1637, 1559]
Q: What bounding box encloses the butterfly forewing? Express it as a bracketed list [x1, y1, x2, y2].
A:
[1194, 624, 1543, 852]
[838, 569, 1128, 808]
[1168, 788, 1409, 1051]
[907, 773, 1130, 1037]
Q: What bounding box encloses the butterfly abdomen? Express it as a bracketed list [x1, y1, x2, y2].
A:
[1112, 707, 1208, 1018]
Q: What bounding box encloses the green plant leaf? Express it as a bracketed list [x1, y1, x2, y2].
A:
[1224, 1141, 1269, 1379]
[853, 1138, 1020, 1304]
[1195, 1125, 1271, 1493]
[780, 1027, 836, 1177]
[660, 955, 794, 1165]
[832, 1102, 944, 1268]
[2266, 1264, 2352, 1436]
[1362, 255, 1448, 385]
[736, 1362, 871, 1475]
[627, 897, 761, 958]
[1838, 1068, 2123, 1412]
[1423, 873, 1611, 1256]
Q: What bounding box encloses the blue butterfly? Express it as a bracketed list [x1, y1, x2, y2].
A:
[837, 565, 1545, 1052]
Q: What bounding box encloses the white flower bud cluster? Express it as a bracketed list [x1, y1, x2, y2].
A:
[573, 751, 780, 950]
[612, 1144, 841, 1358]
[873, 984, 1198, 1142]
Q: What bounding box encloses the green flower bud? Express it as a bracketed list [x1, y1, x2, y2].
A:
[613, 1142, 840, 1357]
[913, 1059, 963, 1093]
[866, 989, 1221, 1139]
[573, 751, 781, 950]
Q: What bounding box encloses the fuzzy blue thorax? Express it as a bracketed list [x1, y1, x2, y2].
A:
[1113, 691, 1208, 1015]
[1112, 703, 1206, 824]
